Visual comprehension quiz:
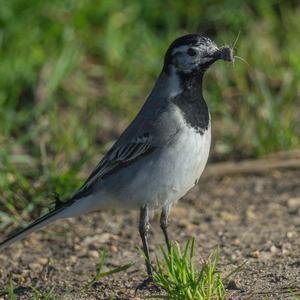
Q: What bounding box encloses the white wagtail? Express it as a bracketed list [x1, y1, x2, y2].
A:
[0, 34, 233, 287]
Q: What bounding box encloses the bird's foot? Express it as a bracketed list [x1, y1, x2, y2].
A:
[135, 276, 159, 294]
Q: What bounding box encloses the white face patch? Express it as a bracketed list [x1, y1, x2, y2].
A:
[171, 42, 219, 73]
[171, 44, 216, 56]
[171, 45, 190, 56]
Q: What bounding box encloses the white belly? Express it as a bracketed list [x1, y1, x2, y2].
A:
[96, 121, 212, 210]
[146, 122, 211, 208]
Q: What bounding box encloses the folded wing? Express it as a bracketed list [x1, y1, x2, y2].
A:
[74, 133, 155, 199]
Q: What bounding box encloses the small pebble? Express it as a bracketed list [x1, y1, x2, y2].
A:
[221, 211, 238, 222]
[250, 250, 260, 258]
[111, 245, 118, 253]
[74, 244, 81, 251]
[37, 257, 48, 265]
[74, 244, 87, 255]
[70, 255, 77, 263]
[88, 250, 99, 259]
[288, 197, 300, 209]
[29, 262, 42, 271]
[232, 238, 240, 246]
[294, 217, 300, 226]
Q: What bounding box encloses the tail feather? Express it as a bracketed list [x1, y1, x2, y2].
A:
[0, 192, 100, 251]
[0, 204, 69, 251]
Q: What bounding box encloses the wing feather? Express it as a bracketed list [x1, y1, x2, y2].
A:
[74, 133, 154, 198]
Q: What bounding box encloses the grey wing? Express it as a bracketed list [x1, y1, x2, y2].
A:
[73, 132, 155, 199]
[72, 97, 182, 199]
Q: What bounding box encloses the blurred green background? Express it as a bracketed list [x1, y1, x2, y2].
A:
[0, 0, 299, 227]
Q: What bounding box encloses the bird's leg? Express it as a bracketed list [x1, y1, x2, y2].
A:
[160, 206, 171, 252]
[136, 205, 155, 292]
[139, 205, 152, 277]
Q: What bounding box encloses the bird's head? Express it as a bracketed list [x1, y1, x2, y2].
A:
[163, 34, 234, 76]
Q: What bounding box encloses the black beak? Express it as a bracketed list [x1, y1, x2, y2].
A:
[214, 46, 234, 62]
[200, 45, 234, 71]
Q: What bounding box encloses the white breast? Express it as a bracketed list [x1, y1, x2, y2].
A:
[138, 108, 211, 209]
[164, 116, 211, 205]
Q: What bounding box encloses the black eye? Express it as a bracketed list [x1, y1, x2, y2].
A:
[187, 48, 197, 56]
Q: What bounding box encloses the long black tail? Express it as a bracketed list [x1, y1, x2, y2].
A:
[0, 204, 69, 251]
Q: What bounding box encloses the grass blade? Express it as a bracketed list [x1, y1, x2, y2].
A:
[85, 247, 133, 288]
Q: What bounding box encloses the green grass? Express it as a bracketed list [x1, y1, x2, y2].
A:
[3, 280, 17, 300]
[2, 240, 236, 299]
[289, 289, 300, 300]
[28, 286, 56, 300]
[85, 247, 133, 288]
[0, 1, 299, 224]
[150, 239, 229, 300]
[2, 279, 56, 300]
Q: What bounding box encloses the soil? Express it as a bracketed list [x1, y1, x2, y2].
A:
[0, 161, 299, 299]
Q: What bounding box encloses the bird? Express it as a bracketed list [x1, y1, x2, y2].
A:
[0, 34, 233, 288]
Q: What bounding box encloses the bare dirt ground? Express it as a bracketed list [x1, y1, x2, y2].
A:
[0, 158, 299, 299]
